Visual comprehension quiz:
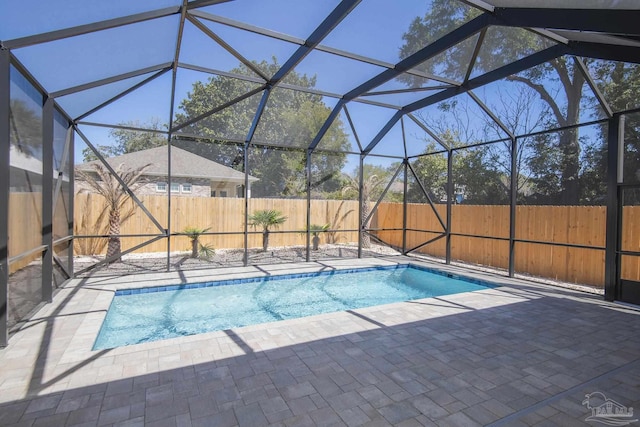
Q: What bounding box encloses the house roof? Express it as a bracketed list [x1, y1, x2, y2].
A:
[76, 146, 258, 183]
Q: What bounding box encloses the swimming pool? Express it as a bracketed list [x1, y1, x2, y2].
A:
[94, 264, 492, 349]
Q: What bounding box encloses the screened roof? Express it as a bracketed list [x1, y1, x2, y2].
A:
[3, 0, 640, 157]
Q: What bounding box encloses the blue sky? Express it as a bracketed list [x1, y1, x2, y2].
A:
[5, 0, 606, 175]
[5, 0, 444, 171]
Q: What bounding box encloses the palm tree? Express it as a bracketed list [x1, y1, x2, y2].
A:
[76, 162, 150, 262]
[303, 224, 329, 250]
[182, 226, 214, 259]
[341, 172, 384, 248]
[248, 209, 287, 252]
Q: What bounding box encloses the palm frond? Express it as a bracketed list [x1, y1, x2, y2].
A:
[182, 226, 211, 240]
[77, 162, 151, 209]
[247, 209, 288, 230]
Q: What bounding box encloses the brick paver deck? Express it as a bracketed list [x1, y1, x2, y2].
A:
[1, 257, 639, 426]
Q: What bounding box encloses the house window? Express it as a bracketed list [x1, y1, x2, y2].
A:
[170, 183, 180, 193]
[210, 190, 216, 197]
[220, 190, 227, 198]
[156, 182, 167, 192]
[182, 183, 192, 193]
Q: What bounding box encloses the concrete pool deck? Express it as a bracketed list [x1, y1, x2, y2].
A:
[1, 256, 639, 426]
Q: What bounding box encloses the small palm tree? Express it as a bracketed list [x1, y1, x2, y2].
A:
[76, 162, 150, 262]
[182, 226, 214, 259]
[248, 209, 287, 252]
[302, 224, 329, 250]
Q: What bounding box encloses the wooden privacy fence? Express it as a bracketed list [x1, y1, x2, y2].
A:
[8, 193, 43, 273]
[8, 192, 71, 273]
[10, 191, 640, 287]
[73, 194, 359, 256]
[375, 203, 623, 287]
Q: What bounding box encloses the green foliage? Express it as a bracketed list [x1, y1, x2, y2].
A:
[407, 143, 448, 202]
[409, 142, 507, 205]
[198, 243, 216, 260]
[248, 209, 287, 251]
[455, 147, 509, 204]
[594, 61, 640, 191]
[578, 138, 607, 205]
[524, 133, 562, 201]
[75, 162, 151, 211]
[341, 164, 391, 202]
[173, 58, 350, 198]
[323, 199, 354, 244]
[340, 166, 393, 248]
[400, 1, 550, 86]
[181, 226, 215, 259]
[300, 223, 329, 237]
[400, 0, 585, 204]
[182, 226, 211, 239]
[248, 209, 287, 232]
[521, 61, 640, 204]
[9, 100, 42, 157]
[301, 224, 329, 250]
[400, 1, 480, 83]
[75, 162, 151, 260]
[82, 118, 167, 162]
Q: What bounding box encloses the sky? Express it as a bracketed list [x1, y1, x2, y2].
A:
[5, 0, 441, 172]
[3, 0, 611, 174]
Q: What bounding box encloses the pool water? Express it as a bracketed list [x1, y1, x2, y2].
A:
[93, 265, 491, 349]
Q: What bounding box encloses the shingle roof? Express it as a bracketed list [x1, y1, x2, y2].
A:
[76, 146, 257, 183]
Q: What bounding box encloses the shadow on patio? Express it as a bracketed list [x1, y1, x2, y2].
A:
[1, 279, 639, 426]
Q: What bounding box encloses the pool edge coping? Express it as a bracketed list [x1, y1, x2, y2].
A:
[113, 262, 497, 296]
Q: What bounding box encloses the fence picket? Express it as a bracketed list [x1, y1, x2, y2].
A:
[9, 193, 640, 287]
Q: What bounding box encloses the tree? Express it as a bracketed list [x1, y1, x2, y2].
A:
[594, 62, 640, 185]
[455, 147, 509, 204]
[173, 59, 350, 198]
[408, 123, 508, 205]
[182, 226, 215, 259]
[75, 163, 150, 262]
[522, 131, 562, 203]
[563, 61, 640, 205]
[408, 144, 448, 203]
[301, 224, 329, 251]
[481, 85, 553, 201]
[248, 209, 287, 251]
[9, 99, 42, 158]
[400, 1, 587, 204]
[341, 165, 390, 248]
[577, 136, 607, 205]
[82, 118, 167, 162]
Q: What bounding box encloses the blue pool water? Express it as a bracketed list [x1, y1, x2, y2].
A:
[94, 265, 492, 349]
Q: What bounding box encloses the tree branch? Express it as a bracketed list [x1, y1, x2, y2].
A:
[506, 75, 567, 127]
[551, 58, 574, 101]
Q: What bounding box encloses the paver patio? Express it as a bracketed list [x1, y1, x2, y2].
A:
[1, 257, 639, 426]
